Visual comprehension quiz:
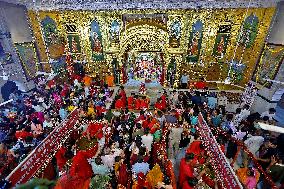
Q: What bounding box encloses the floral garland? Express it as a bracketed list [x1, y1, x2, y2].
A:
[240, 81, 257, 107]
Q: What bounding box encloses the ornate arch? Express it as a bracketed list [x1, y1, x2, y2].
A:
[119, 24, 169, 58]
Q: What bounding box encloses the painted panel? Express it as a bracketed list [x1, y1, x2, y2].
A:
[186, 20, 203, 63]
[15, 42, 39, 81]
[90, 20, 104, 61]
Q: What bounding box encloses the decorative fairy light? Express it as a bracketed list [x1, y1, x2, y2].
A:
[227, 0, 252, 83]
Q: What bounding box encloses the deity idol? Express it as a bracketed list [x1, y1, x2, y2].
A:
[217, 36, 225, 57]
[92, 31, 102, 54]
[188, 31, 200, 56]
[71, 38, 78, 53]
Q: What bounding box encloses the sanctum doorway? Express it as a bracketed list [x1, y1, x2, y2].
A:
[117, 18, 170, 86]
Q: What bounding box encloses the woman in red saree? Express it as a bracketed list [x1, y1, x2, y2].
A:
[118, 86, 127, 107]
[55, 144, 98, 189]
[117, 159, 129, 188]
[186, 140, 206, 164]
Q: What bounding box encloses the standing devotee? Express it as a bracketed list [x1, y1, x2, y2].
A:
[180, 73, 189, 89]
[141, 128, 153, 152]
[217, 91, 228, 108]
[118, 86, 127, 108]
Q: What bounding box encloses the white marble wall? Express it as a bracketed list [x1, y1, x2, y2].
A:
[0, 2, 35, 102]
[251, 1, 284, 113]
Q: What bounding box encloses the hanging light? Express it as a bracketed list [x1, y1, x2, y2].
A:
[226, 0, 253, 83]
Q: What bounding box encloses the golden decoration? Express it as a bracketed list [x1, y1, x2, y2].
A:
[27, 7, 275, 89]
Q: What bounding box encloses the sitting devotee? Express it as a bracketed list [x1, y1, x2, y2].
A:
[118, 86, 127, 107]
[105, 72, 115, 87]
[115, 95, 126, 109]
[127, 93, 135, 110]
[155, 97, 166, 111]
[140, 96, 150, 110]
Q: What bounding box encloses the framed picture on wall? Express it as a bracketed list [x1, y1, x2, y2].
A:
[252, 43, 284, 88]
[212, 24, 232, 60]
[67, 34, 81, 54]
[14, 42, 39, 81]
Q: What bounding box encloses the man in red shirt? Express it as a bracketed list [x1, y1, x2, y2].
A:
[195, 78, 207, 89]
[186, 140, 206, 164]
[179, 153, 207, 189]
[179, 153, 195, 188]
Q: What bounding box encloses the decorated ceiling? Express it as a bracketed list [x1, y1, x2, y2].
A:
[2, 0, 282, 10]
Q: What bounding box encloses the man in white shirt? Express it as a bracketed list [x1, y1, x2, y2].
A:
[233, 108, 242, 128]
[141, 128, 153, 152]
[217, 91, 228, 107]
[244, 130, 264, 157]
[261, 108, 276, 121]
[169, 124, 183, 158]
[180, 74, 189, 89]
[240, 104, 251, 121]
[170, 90, 179, 106]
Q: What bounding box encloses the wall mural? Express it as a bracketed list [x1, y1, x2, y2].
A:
[239, 14, 259, 48]
[28, 8, 275, 89]
[67, 34, 81, 53]
[169, 20, 181, 48]
[229, 60, 246, 83]
[109, 20, 120, 45]
[186, 20, 203, 63]
[252, 43, 284, 88]
[41, 16, 65, 59]
[213, 24, 232, 60]
[90, 20, 104, 61]
[15, 42, 39, 81]
[50, 57, 67, 75]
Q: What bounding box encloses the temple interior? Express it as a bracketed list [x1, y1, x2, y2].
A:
[0, 0, 284, 188]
